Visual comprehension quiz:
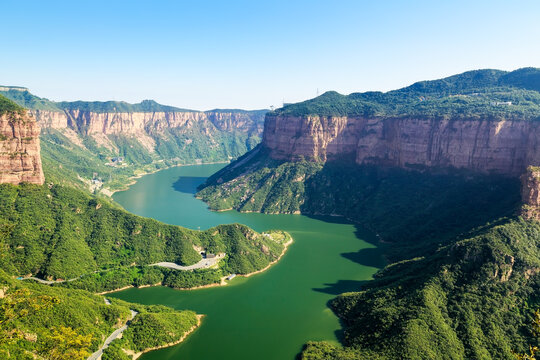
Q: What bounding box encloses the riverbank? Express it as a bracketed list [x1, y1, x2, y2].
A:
[97, 282, 163, 295]
[124, 314, 204, 360]
[242, 237, 293, 278]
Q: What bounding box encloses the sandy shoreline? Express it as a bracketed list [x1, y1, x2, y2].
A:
[97, 282, 163, 295]
[125, 314, 204, 359]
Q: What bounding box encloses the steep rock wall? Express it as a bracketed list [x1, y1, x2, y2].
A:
[33, 109, 265, 154]
[521, 167, 540, 220]
[0, 111, 44, 185]
[33, 110, 264, 135]
[262, 114, 540, 176]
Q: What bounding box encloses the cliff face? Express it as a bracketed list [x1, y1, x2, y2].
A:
[34, 109, 264, 135]
[0, 111, 44, 185]
[34, 109, 265, 154]
[262, 114, 540, 176]
[521, 167, 540, 220]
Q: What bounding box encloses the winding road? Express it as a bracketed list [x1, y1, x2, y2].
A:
[150, 253, 225, 270]
[18, 253, 226, 285]
[87, 309, 138, 360]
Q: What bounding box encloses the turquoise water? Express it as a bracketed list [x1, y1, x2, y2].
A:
[111, 164, 383, 359]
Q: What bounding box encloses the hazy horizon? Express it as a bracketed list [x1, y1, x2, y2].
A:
[2, 0, 539, 111]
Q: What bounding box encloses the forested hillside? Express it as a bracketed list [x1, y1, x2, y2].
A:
[276, 68, 540, 119]
[0, 269, 200, 360]
[301, 219, 540, 359]
[0, 183, 285, 286]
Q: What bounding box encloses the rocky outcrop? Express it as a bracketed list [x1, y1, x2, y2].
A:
[262, 114, 540, 176]
[0, 111, 44, 185]
[521, 167, 540, 220]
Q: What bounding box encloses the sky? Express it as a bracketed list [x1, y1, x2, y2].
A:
[1, 0, 540, 110]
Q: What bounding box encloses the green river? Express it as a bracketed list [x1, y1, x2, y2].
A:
[111, 164, 383, 359]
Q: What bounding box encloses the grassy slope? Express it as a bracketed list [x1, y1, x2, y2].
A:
[0, 94, 25, 115]
[38, 121, 261, 193]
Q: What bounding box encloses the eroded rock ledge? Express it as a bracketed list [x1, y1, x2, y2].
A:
[0, 111, 44, 185]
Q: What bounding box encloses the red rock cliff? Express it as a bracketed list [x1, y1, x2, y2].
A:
[0, 111, 44, 185]
[262, 114, 540, 176]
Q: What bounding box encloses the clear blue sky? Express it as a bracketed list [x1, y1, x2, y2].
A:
[1, 0, 539, 110]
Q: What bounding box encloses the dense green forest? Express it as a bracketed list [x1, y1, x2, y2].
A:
[0, 182, 285, 283]
[198, 146, 540, 359]
[275, 68, 540, 119]
[0, 269, 199, 360]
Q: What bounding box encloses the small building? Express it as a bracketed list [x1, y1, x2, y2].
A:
[490, 101, 513, 106]
[206, 253, 216, 259]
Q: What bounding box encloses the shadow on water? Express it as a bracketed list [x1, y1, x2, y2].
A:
[172, 176, 208, 194]
[342, 247, 386, 269]
[305, 213, 387, 269]
[312, 279, 371, 295]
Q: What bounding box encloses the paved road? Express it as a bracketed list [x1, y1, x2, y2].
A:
[151, 253, 225, 271]
[20, 276, 81, 285]
[19, 254, 226, 285]
[87, 309, 138, 360]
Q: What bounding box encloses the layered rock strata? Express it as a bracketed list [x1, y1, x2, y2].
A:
[263, 114, 540, 176]
[34, 110, 264, 136]
[0, 111, 44, 185]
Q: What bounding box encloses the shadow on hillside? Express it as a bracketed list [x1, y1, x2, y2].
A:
[172, 176, 208, 195]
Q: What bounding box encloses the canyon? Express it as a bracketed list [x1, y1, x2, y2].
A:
[0, 87, 267, 192]
[34, 107, 265, 154]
